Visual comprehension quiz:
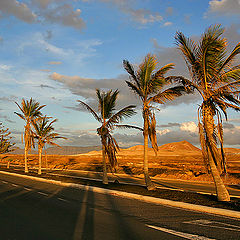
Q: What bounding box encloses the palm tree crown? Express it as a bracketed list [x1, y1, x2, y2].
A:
[32, 116, 63, 148]
[123, 54, 186, 152]
[175, 25, 240, 173]
[15, 98, 46, 148]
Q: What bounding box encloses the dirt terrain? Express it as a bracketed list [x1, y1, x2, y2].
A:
[1, 141, 240, 184]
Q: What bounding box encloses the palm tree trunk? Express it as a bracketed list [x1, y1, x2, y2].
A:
[143, 113, 155, 190]
[24, 146, 28, 173]
[102, 143, 108, 184]
[45, 149, 48, 170]
[38, 146, 42, 175]
[203, 106, 230, 201]
[208, 147, 230, 201]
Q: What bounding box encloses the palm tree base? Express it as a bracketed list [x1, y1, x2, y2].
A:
[102, 179, 108, 185]
[147, 183, 156, 191]
[144, 174, 156, 190]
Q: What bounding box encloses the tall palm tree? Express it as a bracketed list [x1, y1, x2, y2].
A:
[123, 54, 187, 190]
[78, 89, 137, 184]
[15, 98, 45, 173]
[175, 24, 240, 201]
[32, 116, 65, 175]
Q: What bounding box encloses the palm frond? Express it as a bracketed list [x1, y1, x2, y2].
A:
[218, 42, 240, 73]
[123, 60, 139, 87]
[125, 81, 143, 99]
[106, 105, 136, 128]
[148, 112, 158, 155]
[175, 31, 198, 71]
[115, 124, 143, 131]
[77, 100, 102, 123]
[150, 86, 186, 104]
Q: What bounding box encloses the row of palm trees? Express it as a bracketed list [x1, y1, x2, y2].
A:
[15, 98, 64, 174]
[15, 25, 240, 202]
[80, 25, 240, 202]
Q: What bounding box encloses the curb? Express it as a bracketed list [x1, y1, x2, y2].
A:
[0, 170, 239, 220]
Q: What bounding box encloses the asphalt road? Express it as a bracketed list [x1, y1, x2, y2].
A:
[46, 169, 240, 198]
[1, 165, 240, 197]
[0, 172, 239, 240]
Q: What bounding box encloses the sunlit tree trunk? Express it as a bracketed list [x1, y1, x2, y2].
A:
[203, 106, 230, 201]
[45, 149, 48, 170]
[143, 112, 155, 190]
[38, 144, 42, 175]
[7, 161, 10, 169]
[102, 143, 108, 184]
[24, 146, 28, 173]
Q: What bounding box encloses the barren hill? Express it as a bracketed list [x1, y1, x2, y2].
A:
[158, 140, 201, 152]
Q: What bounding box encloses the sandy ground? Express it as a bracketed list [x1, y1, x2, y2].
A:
[1, 141, 239, 185]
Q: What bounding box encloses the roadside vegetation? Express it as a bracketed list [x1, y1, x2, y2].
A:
[15, 98, 45, 173]
[1, 24, 239, 202]
[15, 98, 65, 175]
[32, 116, 66, 175]
[123, 54, 190, 190]
[78, 89, 138, 184]
[175, 24, 240, 201]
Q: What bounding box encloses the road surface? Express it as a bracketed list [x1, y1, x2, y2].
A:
[1, 165, 240, 197]
[0, 172, 239, 239]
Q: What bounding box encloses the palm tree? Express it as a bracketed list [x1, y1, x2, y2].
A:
[15, 98, 45, 173]
[78, 89, 137, 184]
[123, 54, 187, 190]
[175, 24, 240, 201]
[32, 116, 65, 175]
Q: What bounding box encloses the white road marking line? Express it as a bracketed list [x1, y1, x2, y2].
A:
[38, 191, 48, 196]
[11, 184, 18, 187]
[58, 197, 69, 202]
[23, 187, 31, 191]
[147, 224, 215, 240]
[2, 181, 8, 184]
[184, 219, 240, 232]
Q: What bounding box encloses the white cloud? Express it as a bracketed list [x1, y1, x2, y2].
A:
[0, 0, 85, 30]
[156, 129, 170, 135]
[0, 64, 12, 71]
[180, 121, 198, 133]
[208, 0, 240, 15]
[39, 3, 85, 30]
[0, 0, 36, 23]
[124, 8, 163, 24]
[17, 32, 102, 65]
[163, 21, 172, 27]
[96, 0, 164, 25]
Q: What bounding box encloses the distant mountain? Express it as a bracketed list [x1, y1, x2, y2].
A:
[10, 146, 101, 155]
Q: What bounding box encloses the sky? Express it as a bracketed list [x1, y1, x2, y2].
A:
[0, 0, 240, 148]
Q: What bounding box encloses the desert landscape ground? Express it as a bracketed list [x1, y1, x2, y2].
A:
[1, 140, 240, 184]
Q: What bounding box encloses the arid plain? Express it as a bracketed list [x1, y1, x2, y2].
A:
[1, 141, 240, 185]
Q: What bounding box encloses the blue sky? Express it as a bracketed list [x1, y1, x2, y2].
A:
[0, 0, 240, 148]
